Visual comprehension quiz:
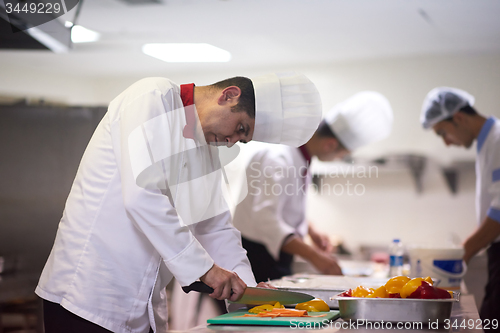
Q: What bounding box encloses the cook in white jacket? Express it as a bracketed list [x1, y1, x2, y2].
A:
[421, 87, 500, 321]
[233, 92, 393, 282]
[35, 73, 322, 333]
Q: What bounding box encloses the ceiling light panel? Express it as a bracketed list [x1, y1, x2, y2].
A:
[142, 43, 232, 63]
[71, 25, 100, 43]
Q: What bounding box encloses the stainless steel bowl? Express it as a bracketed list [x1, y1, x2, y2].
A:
[334, 292, 459, 323]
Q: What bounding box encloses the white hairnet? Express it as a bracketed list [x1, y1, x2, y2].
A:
[421, 87, 475, 129]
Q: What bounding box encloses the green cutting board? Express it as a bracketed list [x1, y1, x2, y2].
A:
[207, 310, 340, 327]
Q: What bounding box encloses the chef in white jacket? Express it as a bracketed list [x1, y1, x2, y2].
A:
[35, 73, 322, 333]
[233, 91, 393, 282]
[420, 87, 500, 321]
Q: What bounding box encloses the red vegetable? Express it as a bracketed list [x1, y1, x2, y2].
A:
[408, 281, 451, 299]
[339, 289, 352, 297]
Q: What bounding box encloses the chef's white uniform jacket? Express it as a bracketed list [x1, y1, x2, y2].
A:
[476, 116, 500, 242]
[232, 145, 310, 260]
[35, 78, 256, 333]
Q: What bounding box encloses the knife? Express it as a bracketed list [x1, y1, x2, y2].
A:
[182, 281, 314, 305]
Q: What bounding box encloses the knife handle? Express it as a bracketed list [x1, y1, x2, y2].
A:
[182, 281, 214, 294]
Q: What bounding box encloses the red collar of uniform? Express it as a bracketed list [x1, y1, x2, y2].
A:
[180, 83, 196, 139]
[298, 145, 312, 168]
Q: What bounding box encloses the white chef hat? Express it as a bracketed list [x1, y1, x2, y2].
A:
[251, 72, 322, 147]
[325, 91, 393, 151]
[420, 87, 475, 129]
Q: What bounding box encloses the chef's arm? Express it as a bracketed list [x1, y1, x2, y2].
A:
[282, 235, 342, 275]
[189, 210, 257, 287]
[463, 216, 500, 263]
[308, 223, 334, 252]
[113, 87, 219, 290]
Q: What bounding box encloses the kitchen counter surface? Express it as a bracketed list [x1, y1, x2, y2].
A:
[177, 294, 484, 332]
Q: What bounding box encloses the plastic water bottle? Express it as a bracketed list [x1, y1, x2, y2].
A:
[389, 239, 404, 277]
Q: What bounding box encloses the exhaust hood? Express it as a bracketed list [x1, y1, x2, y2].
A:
[0, 1, 72, 52]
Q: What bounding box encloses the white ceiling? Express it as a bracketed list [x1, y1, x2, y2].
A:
[2, 0, 500, 78]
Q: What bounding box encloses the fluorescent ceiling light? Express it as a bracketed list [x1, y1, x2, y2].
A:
[71, 25, 100, 43]
[142, 43, 232, 62]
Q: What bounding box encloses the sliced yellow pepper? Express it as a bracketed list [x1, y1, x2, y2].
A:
[352, 285, 374, 298]
[384, 276, 411, 295]
[248, 304, 274, 314]
[400, 278, 425, 298]
[366, 285, 388, 298]
[424, 276, 433, 285]
[295, 298, 330, 312]
[248, 302, 285, 314]
[273, 301, 285, 309]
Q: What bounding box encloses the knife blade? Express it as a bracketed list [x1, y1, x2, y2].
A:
[182, 281, 314, 305]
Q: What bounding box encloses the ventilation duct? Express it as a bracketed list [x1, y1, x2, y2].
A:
[0, 1, 72, 52]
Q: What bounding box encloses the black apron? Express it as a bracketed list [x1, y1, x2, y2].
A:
[480, 241, 500, 322]
[242, 237, 294, 283]
[42, 300, 153, 333]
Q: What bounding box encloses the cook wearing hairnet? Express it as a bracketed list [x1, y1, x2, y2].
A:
[420, 87, 500, 322]
[232, 91, 393, 282]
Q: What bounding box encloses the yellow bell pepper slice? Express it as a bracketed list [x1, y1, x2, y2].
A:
[295, 298, 330, 312]
[385, 276, 411, 295]
[248, 304, 275, 314]
[366, 285, 388, 298]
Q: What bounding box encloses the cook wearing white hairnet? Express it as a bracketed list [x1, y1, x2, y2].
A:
[232, 91, 393, 283]
[36, 72, 322, 333]
[420, 87, 500, 321]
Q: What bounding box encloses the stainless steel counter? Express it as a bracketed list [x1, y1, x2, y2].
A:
[178, 294, 483, 332]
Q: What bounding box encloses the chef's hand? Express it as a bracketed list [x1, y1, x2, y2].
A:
[282, 235, 342, 275]
[310, 251, 343, 275]
[200, 264, 247, 302]
[256, 281, 277, 289]
[309, 226, 334, 253]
